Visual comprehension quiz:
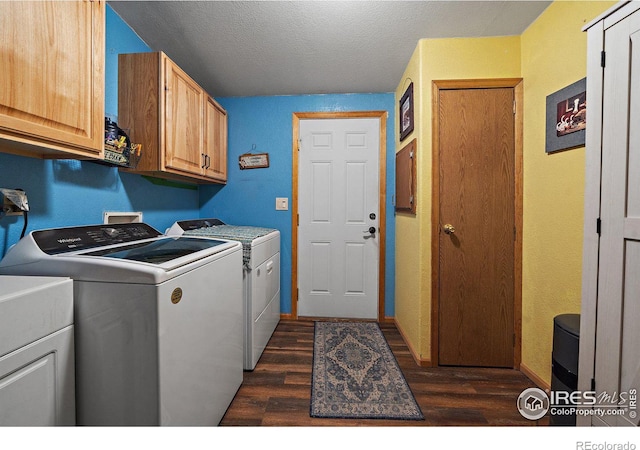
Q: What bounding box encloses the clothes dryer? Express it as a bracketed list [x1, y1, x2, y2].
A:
[167, 219, 280, 370]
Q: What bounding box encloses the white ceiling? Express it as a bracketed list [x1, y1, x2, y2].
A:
[108, 0, 551, 97]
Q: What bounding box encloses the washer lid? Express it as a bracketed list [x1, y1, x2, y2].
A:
[0, 223, 242, 284]
[82, 236, 229, 264]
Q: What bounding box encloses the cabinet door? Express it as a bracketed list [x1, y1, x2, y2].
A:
[0, 327, 75, 426]
[0, 0, 104, 157]
[204, 97, 228, 182]
[163, 57, 205, 175]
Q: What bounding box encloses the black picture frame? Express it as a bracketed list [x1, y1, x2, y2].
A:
[545, 78, 586, 153]
[399, 82, 414, 142]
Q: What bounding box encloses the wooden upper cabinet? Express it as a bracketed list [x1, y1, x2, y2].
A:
[163, 59, 205, 175]
[204, 97, 228, 182]
[0, 0, 105, 159]
[119, 52, 228, 184]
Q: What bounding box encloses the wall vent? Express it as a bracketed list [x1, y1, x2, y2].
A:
[103, 211, 143, 224]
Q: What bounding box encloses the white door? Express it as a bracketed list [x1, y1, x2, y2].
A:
[594, 9, 640, 426]
[297, 118, 380, 319]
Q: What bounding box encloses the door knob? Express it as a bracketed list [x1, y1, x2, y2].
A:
[364, 226, 376, 234]
[443, 224, 455, 235]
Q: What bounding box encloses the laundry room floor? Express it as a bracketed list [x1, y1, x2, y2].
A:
[220, 320, 548, 426]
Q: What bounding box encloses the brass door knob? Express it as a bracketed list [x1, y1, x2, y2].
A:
[443, 224, 455, 235]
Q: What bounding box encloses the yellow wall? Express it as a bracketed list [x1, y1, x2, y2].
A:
[395, 1, 614, 382]
[519, 0, 615, 384]
[394, 44, 423, 358]
[395, 36, 521, 361]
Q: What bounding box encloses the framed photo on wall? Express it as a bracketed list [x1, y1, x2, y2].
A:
[545, 78, 586, 153]
[400, 82, 414, 141]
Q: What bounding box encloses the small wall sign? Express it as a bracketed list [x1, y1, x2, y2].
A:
[239, 153, 270, 170]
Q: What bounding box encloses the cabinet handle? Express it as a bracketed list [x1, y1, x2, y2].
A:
[201, 153, 206, 168]
[205, 154, 211, 169]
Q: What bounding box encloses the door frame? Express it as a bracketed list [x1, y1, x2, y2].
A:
[291, 111, 388, 321]
[430, 79, 523, 368]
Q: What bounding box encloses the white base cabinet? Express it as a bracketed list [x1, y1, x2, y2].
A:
[0, 277, 75, 426]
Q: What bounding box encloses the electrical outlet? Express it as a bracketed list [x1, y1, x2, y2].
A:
[2, 197, 23, 216]
[276, 197, 289, 211]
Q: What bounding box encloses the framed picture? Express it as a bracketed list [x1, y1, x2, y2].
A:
[395, 138, 417, 214]
[545, 78, 586, 153]
[399, 82, 414, 142]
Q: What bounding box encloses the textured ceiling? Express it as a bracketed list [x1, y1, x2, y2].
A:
[108, 1, 551, 97]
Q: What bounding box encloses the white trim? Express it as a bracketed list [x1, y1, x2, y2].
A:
[582, 1, 633, 31]
[578, 15, 605, 428]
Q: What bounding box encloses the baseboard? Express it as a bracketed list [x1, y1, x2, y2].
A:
[281, 314, 397, 323]
[394, 318, 432, 367]
[520, 362, 551, 392]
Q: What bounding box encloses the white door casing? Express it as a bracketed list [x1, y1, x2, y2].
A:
[297, 118, 380, 319]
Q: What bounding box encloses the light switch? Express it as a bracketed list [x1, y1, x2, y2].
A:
[276, 197, 289, 211]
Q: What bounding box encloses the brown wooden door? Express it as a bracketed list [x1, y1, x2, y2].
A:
[438, 87, 515, 368]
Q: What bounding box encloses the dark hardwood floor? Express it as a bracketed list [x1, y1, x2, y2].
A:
[220, 320, 548, 426]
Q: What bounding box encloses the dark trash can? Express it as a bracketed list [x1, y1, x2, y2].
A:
[550, 313, 580, 426]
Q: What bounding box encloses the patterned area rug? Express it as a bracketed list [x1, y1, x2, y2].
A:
[310, 321, 424, 420]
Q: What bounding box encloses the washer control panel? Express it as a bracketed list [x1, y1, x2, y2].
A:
[32, 223, 162, 255]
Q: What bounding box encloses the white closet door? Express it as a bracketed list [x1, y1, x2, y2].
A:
[595, 9, 640, 427]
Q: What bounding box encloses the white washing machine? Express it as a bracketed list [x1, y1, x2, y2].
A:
[167, 219, 280, 370]
[0, 223, 243, 426]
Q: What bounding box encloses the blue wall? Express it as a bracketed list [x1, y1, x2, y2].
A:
[1, 6, 397, 318]
[200, 94, 396, 317]
[0, 6, 200, 256]
[105, 4, 152, 120]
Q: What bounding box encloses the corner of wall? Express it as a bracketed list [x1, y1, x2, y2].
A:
[519, 0, 616, 386]
[394, 41, 425, 359]
[394, 3, 615, 376]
